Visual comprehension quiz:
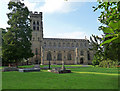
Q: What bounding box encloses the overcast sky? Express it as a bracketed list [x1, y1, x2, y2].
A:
[0, 0, 103, 39]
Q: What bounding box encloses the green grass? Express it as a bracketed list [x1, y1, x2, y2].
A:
[18, 64, 84, 68]
[2, 67, 118, 89]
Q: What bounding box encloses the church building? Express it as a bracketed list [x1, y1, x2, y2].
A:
[29, 11, 94, 65]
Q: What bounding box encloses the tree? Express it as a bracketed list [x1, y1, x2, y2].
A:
[3, 1, 33, 66]
[93, 1, 120, 63]
[89, 35, 104, 66]
[0, 28, 7, 65]
[93, 1, 120, 45]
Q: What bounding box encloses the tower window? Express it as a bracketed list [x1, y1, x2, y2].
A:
[33, 21, 35, 25]
[37, 21, 39, 25]
[33, 26, 36, 30]
[37, 27, 39, 31]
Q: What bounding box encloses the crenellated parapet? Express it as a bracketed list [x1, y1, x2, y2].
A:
[30, 11, 42, 18]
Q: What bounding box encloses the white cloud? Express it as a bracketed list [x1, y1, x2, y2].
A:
[1, 0, 77, 13]
[22, 0, 36, 11]
[45, 31, 89, 39]
[35, 0, 76, 13]
[57, 31, 86, 39]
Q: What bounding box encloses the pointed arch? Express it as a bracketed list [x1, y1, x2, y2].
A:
[33, 21, 35, 25]
[37, 21, 39, 25]
[67, 53, 72, 60]
[57, 53, 62, 60]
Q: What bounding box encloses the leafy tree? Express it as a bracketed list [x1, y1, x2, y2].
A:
[3, 1, 33, 66]
[0, 28, 7, 65]
[92, 1, 120, 63]
[89, 35, 104, 66]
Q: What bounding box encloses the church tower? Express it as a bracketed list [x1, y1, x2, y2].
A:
[30, 11, 43, 64]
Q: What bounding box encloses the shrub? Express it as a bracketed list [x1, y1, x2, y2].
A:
[99, 59, 118, 68]
[92, 59, 99, 66]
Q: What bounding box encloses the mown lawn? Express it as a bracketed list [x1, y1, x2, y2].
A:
[2, 66, 118, 89]
[18, 64, 84, 68]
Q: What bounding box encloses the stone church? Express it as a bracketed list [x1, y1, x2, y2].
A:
[29, 11, 94, 65]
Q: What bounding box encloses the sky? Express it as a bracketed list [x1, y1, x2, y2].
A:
[0, 0, 103, 39]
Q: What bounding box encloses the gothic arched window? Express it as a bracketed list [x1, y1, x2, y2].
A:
[67, 53, 72, 60]
[76, 43, 79, 47]
[57, 53, 62, 60]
